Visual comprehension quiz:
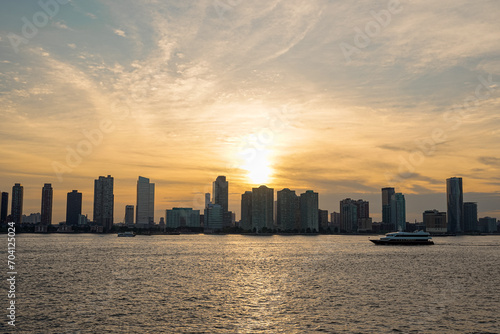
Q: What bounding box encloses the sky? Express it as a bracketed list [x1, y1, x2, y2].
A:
[0, 0, 499, 224]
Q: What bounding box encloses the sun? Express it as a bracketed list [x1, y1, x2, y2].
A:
[240, 150, 273, 185]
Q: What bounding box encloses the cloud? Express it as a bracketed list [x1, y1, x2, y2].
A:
[113, 28, 126, 37]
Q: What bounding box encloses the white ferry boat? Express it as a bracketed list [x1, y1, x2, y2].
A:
[117, 231, 136, 237]
[370, 231, 434, 245]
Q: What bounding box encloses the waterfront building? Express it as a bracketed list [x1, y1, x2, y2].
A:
[463, 202, 478, 232]
[93, 175, 114, 231]
[166, 208, 200, 228]
[136, 176, 155, 225]
[240, 191, 253, 231]
[300, 190, 319, 232]
[124, 205, 134, 225]
[41, 183, 53, 226]
[204, 203, 223, 232]
[423, 210, 447, 234]
[252, 185, 274, 232]
[1, 192, 8, 224]
[11, 183, 24, 225]
[447, 177, 463, 233]
[66, 190, 82, 226]
[276, 188, 299, 231]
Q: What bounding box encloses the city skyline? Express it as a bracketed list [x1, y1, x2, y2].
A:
[0, 174, 497, 225]
[1, 1, 499, 225]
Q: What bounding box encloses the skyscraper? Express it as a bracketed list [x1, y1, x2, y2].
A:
[66, 190, 82, 226]
[251, 185, 274, 232]
[204, 203, 223, 232]
[93, 175, 114, 231]
[382, 187, 395, 228]
[318, 209, 329, 231]
[240, 191, 252, 231]
[136, 176, 155, 225]
[124, 205, 134, 225]
[205, 193, 211, 208]
[463, 202, 478, 232]
[423, 210, 447, 234]
[1, 192, 8, 224]
[166, 208, 200, 228]
[447, 177, 463, 233]
[11, 183, 23, 225]
[300, 190, 319, 232]
[41, 183, 53, 225]
[340, 198, 358, 233]
[213, 176, 229, 226]
[394, 193, 406, 231]
[276, 188, 299, 231]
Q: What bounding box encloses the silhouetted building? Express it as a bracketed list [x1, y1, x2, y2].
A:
[11, 183, 23, 225]
[358, 218, 373, 232]
[276, 188, 299, 231]
[382, 187, 395, 229]
[23, 213, 41, 224]
[204, 203, 223, 232]
[78, 214, 88, 226]
[252, 185, 274, 232]
[41, 183, 53, 225]
[205, 193, 211, 208]
[240, 191, 253, 231]
[447, 177, 463, 233]
[1, 192, 8, 224]
[463, 202, 478, 232]
[124, 205, 134, 225]
[66, 190, 82, 226]
[478, 217, 497, 233]
[423, 210, 447, 234]
[166, 208, 200, 228]
[318, 209, 329, 231]
[394, 193, 406, 231]
[93, 175, 114, 231]
[136, 176, 155, 225]
[300, 190, 319, 232]
[213, 176, 229, 226]
[340, 198, 358, 233]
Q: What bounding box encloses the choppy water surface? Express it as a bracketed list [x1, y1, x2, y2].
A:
[4, 234, 500, 333]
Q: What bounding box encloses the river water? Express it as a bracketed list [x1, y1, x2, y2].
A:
[3, 234, 500, 333]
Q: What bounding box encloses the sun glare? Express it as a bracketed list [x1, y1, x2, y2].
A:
[240, 150, 273, 185]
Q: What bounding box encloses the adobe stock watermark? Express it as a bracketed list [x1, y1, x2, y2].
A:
[339, 0, 403, 63]
[386, 73, 498, 185]
[51, 101, 131, 182]
[8, 0, 70, 53]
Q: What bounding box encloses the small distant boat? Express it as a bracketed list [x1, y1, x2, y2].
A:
[117, 231, 136, 237]
[370, 231, 434, 245]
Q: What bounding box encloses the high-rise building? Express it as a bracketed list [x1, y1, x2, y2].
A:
[330, 212, 340, 232]
[447, 177, 463, 233]
[382, 187, 395, 228]
[318, 209, 329, 231]
[136, 176, 155, 225]
[340, 198, 358, 233]
[124, 205, 134, 225]
[66, 190, 82, 226]
[463, 202, 478, 232]
[300, 190, 319, 232]
[204, 203, 223, 232]
[1, 192, 8, 224]
[394, 193, 406, 231]
[251, 185, 274, 232]
[276, 188, 299, 231]
[93, 175, 114, 231]
[213, 176, 229, 226]
[166, 208, 200, 228]
[423, 210, 447, 234]
[41, 183, 53, 225]
[240, 191, 253, 231]
[205, 193, 211, 208]
[11, 183, 23, 225]
[478, 217, 497, 233]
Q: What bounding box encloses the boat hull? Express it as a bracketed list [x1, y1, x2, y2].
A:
[370, 239, 434, 245]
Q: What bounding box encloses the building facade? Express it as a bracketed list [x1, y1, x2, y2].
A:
[136, 176, 155, 225]
[93, 175, 114, 231]
[66, 190, 82, 226]
[240, 191, 253, 231]
[394, 193, 406, 231]
[251, 185, 274, 232]
[124, 205, 134, 225]
[463, 202, 478, 232]
[276, 188, 299, 231]
[11, 183, 24, 225]
[382, 187, 395, 229]
[340, 198, 358, 233]
[447, 177, 463, 233]
[300, 190, 319, 232]
[204, 203, 223, 232]
[1, 192, 8, 224]
[166, 208, 200, 228]
[423, 210, 447, 234]
[41, 183, 53, 226]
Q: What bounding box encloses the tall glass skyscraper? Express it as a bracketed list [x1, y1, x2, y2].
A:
[394, 193, 406, 231]
[136, 176, 155, 225]
[463, 202, 478, 232]
[381, 187, 395, 228]
[41, 183, 53, 225]
[93, 175, 114, 231]
[240, 191, 252, 231]
[447, 177, 463, 233]
[300, 190, 319, 232]
[11, 183, 23, 225]
[251, 185, 274, 232]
